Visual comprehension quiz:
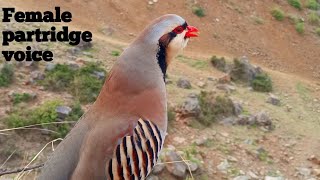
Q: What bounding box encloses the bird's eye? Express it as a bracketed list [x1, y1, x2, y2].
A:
[173, 26, 184, 34]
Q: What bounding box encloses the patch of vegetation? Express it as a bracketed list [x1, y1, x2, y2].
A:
[306, 0, 320, 10]
[177, 55, 208, 70]
[252, 16, 264, 24]
[295, 22, 305, 34]
[41, 64, 76, 91]
[287, 0, 302, 10]
[182, 145, 202, 165]
[198, 92, 234, 125]
[210, 56, 227, 72]
[217, 144, 232, 155]
[271, 7, 285, 21]
[192, 6, 206, 17]
[72, 63, 106, 103]
[252, 73, 273, 92]
[296, 82, 311, 100]
[308, 12, 320, 25]
[167, 106, 176, 122]
[228, 168, 241, 177]
[111, 50, 120, 57]
[0, 64, 14, 87]
[5, 100, 83, 138]
[316, 27, 320, 36]
[41, 63, 106, 103]
[12, 93, 32, 105]
[257, 148, 273, 164]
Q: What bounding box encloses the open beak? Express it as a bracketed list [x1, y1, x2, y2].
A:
[185, 25, 199, 38]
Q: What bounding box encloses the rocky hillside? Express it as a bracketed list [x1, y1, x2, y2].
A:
[0, 0, 320, 180]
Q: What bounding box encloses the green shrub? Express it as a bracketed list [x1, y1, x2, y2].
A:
[316, 27, 320, 36]
[308, 12, 320, 25]
[41, 63, 106, 103]
[41, 64, 76, 91]
[287, 0, 302, 10]
[252, 16, 264, 24]
[211, 56, 227, 72]
[306, 0, 320, 10]
[0, 64, 14, 87]
[72, 63, 105, 103]
[198, 92, 234, 125]
[252, 73, 273, 92]
[12, 93, 32, 105]
[271, 7, 285, 21]
[111, 50, 120, 57]
[6, 100, 83, 138]
[192, 6, 206, 17]
[295, 22, 305, 34]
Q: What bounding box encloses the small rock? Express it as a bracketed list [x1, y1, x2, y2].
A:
[165, 150, 187, 178]
[195, 137, 208, 146]
[77, 40, 92, 50]
[56, 106, 72, 119]
[189, 162, 199, 172]
[146, 175, 159, 180]
[177, 78, 192, 89]
[30, 71, 45, 81]
[45, 63, 56, 71]
[220, 117, 237, 125]
[173, 137, 186, 144]
[285, 105, 293, 112]
[254, 111, 273, 129]
[236, 115, 251, 125]
[229, 56, 263, 84]
[266, 94, 281, 106]
[177, 93, 201, 118]
[227, 156, 238, 162]
[217, 159, 230, 173]
[92, 71, 106, 80]
[233, 176, 250, 180]
[197, 81, 206, 88]
[69, 47, 81, 55]
[248, 171, 259, 179]
[232, 101, 243, 116]
[313, 168, 320, 177]
[264, 176, 284, 180]
[296, 167, 312, 177]
[152, 163, 165, 174]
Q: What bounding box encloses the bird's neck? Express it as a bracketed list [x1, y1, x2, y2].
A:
[93, 43, 168, 130]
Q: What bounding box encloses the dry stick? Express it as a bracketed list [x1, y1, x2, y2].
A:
[15, 138, 63, 180]
[0, 121, 76, 133]
[179, 154, 194, 180]
[0, 164, 44, 177]
[0, 150, 16, 169]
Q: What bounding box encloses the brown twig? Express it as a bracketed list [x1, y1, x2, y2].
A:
[0, 164, 44, 176]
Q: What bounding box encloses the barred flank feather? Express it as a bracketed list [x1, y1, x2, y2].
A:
[107, 119, 164, 180]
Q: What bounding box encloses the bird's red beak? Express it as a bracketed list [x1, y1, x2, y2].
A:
[185, 25, 199, 38]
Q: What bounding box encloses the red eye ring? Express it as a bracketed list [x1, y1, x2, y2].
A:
[173, 26, 184, 34]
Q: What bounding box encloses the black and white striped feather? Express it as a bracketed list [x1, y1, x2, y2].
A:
[107, 119, 164, 180]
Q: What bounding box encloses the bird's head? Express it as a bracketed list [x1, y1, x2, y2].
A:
[136, 14, 199, 77]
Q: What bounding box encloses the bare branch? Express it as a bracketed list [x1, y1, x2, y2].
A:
[0, 164, 44, 176]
